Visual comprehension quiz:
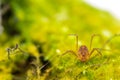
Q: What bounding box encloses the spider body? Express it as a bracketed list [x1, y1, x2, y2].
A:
[63, 34, 102, 62]
[78, 45, 89, 62]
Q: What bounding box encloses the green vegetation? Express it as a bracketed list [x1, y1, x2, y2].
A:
[1, 0, 120, 80]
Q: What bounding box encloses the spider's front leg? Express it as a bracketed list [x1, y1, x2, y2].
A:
[90, 34, 101, 51]
[89, 48, 102, 57]
[62, 50, 78, 57]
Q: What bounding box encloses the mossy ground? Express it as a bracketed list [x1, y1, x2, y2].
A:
[1, 0, 120, 80]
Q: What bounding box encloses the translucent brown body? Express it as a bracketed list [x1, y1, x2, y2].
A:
[78, 45, 89, 62]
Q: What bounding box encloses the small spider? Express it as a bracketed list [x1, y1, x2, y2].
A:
[62, 34, 103, 62]
[6, 44, 24, 59]
[39, 34, 120, 72]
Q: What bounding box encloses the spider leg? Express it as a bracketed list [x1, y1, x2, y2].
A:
[89, 48, 102, 57]
[69, 34, 79, 51]
[39, 50, 77, 72]
[102, 34, 120, 48]
[62, 50, 78, 57]
[90, 34, 101, 51]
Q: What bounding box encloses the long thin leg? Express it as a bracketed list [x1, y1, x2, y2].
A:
[39, 50, 77, 72]
[102, 34, 120, 48]
[69, 34, 79, 52]
[62, 50, 77, 57]
[89, 48, 102, 57]
[90, 34, 101, 51]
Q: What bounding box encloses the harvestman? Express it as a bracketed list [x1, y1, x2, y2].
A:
[40, 34, 120, 70]
[6, 34, 120, 70]
[62, 34, 102, 62]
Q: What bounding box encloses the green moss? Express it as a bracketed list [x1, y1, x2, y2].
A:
[1, 0, 120, 80]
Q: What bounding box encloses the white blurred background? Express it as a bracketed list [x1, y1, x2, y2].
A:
[84, 0, 120, 19]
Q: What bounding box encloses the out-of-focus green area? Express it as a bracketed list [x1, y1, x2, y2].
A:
[1, 0, 120, 80]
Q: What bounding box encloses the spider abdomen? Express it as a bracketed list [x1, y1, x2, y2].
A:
[78, 45, 89, 62]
